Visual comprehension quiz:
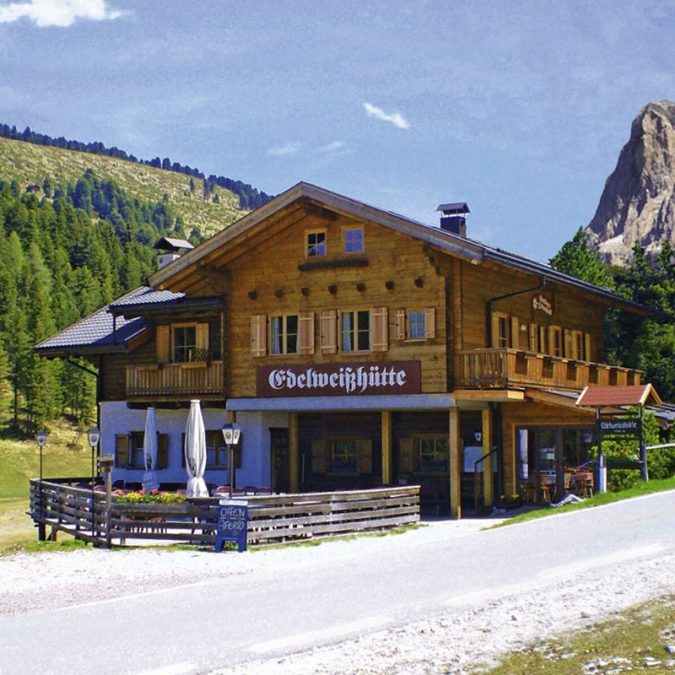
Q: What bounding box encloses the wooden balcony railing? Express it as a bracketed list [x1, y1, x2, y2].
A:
[454, 348, 642, 391]
[126, 360, 224, 398]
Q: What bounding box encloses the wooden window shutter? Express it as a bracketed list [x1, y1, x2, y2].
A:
[357, 439, 373, 474]
[311, 439, 327, 473]
[299, 311, 315, 355]
[564, 329, 572, 358]
[584, 333, 591, 362]
[510, 316, 520, 349]
[424, 307, 436, 339]
[250, 315, 267, 357]
[398, 437, 414, 473]
[196, 323, 209, 351]
[319, 310, 337, 354]
[115, 434, 129, 468]
[395, 309, 406, 340]
[157, 433, 169, 469]
[490, 313, 500, 348]
[156, 325, 170, 362]
[371, 307, 388, 352]
[528, 324, 537, 351]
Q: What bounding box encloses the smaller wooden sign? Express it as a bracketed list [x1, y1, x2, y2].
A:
[531, 293, 554, 317]
[215, 499, 248, 553]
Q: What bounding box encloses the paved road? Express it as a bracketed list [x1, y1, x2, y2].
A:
[1, 491, 674, 674]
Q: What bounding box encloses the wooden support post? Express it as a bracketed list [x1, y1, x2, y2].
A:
[289, 413, 299, 493]
[449, 407, 461, 519]
[381, 410, 392, 485]
[482, 408, 494, 507]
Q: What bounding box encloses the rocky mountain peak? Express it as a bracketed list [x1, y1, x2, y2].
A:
[584, 100, 675, 266]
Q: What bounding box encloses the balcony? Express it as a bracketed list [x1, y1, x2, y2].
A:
[454, 349, 642, 391]
[126, 360, 224, 399]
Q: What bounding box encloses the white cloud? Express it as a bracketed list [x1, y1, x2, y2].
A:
[363, 102, 410, 129]
[266, 142, 301, 157]
[0, 0, 122, 28]
[318, 140, 347, 153]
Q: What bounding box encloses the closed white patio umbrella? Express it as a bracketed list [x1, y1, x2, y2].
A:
[185, 400, 209, 497]
[142, 406, 160, 492]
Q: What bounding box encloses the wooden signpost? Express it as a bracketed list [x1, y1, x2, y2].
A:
[215, 499, 248, 553]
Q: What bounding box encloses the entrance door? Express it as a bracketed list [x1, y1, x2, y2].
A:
[270, 428, 289, 494]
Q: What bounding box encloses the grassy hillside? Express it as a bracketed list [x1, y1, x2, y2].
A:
[0, 136, 245, 238]
[0, 419, 92, 553]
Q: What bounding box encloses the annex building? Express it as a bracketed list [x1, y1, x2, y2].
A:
[37, 182, 648, 517]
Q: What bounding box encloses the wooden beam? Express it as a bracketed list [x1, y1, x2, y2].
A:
[303, 200, 340, 221]
[449, 407, 461, 519]
[289, 413, 299, 493]
[381, 410, 392, 485]
[482, 408, 494, 506]
[196, 264, 230, 294]
[453, 389, 525, 401]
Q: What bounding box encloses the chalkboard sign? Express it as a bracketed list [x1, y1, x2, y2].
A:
[215, 499, 248, 553]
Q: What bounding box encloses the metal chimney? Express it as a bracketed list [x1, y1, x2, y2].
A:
[436, 202, 470, 237]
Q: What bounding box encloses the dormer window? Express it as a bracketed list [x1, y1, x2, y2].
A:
[306, 230, 326, 257]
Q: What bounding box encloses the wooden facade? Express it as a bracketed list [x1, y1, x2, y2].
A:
[44, 183, 645, 517]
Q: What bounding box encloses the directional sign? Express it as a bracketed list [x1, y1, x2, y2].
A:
[597, 416, 641, 440]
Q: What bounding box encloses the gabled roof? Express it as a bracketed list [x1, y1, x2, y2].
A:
[147, 181, 643, 312]
[576, 384, 662, 408]
[35, 287, 182, 357]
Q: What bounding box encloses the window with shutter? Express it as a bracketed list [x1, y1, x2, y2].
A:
[298, 311, 315, 355]
[319, 310, 337, 354]
[311, 439, 328, 473]
[270, 315, 299, 355]
[549, 325, 563, 357]
[340, 310, 370, 352]
[492, 312, 510, 348]
[424, 307, 436, 339]
[250, 315, 267, 357]
[584, 333, 592, 362]
[156, 325, 170, 362]
[370, 307, 387, 352]
[115, 434, 130, 468]
[356, 439, 373, 474]
[395, 309, 406, 340]
[510, 316, 521, 349]
[398, 437, 415, 473]
[157, 433, 169, 469]
[398, 308, 436, 341]
[417, 435, 449, 473]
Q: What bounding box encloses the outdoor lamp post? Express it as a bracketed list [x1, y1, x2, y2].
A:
[36, 430, 47, 529]
[87, 427, 100, 538]
[222, 423, 241, 497]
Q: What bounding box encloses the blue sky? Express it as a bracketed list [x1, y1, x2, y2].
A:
[0, 0, 673, 261]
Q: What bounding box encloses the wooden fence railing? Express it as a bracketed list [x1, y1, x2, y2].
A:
[125, 360, 224, 398]
[28, 480, 420, 548]
[455, 348, 642, 391]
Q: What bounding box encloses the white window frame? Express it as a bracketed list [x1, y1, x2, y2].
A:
[340, 310, 370, 352]
[306, 229, 327, 257]
[270, 314, 299, 355]
[343, 226, 364, 254]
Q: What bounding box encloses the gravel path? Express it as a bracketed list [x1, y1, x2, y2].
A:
[1, 518, 673, 674]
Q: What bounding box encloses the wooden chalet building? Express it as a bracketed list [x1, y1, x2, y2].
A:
[37, 182, 646, 517]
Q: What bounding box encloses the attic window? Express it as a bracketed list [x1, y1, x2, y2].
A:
[306, 230, 326, 257]
[343, 227, 364, 254]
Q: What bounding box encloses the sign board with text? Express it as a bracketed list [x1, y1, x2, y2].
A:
[257, 361, 422, 397]
[215, 499, 248, 553]
[597, 416, 641, 440]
